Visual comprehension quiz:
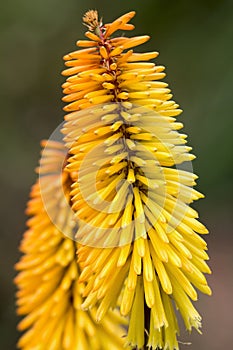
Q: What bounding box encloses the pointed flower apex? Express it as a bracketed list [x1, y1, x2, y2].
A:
[82, 10, 102, 32]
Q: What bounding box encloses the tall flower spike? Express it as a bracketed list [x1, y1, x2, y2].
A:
[15, 140, 128, 350]
[61, 10, 212, 350]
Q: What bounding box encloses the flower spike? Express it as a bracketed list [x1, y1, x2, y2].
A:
[16, 10, 212, 350]
[61, 10, 212, 350]
[15, 140, 128, 350]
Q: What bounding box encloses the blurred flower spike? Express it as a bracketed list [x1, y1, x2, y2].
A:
[15, 10, 212, 350]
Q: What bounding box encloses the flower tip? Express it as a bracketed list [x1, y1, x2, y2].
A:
[61, 69, 69, 77]
[82, 10, 101, 32]
[80, 302, 88, 311]
[40, 139, 48, 148]
[63, 54, 71, 61]
[128, 10, 136, 18]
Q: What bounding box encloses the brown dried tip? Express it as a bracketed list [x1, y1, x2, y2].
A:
[83, 10, 102, 32]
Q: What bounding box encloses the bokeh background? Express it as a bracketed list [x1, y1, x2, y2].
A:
[0, 0, 232, 348]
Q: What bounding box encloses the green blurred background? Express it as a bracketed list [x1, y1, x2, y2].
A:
[0, 0, 232, 348]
